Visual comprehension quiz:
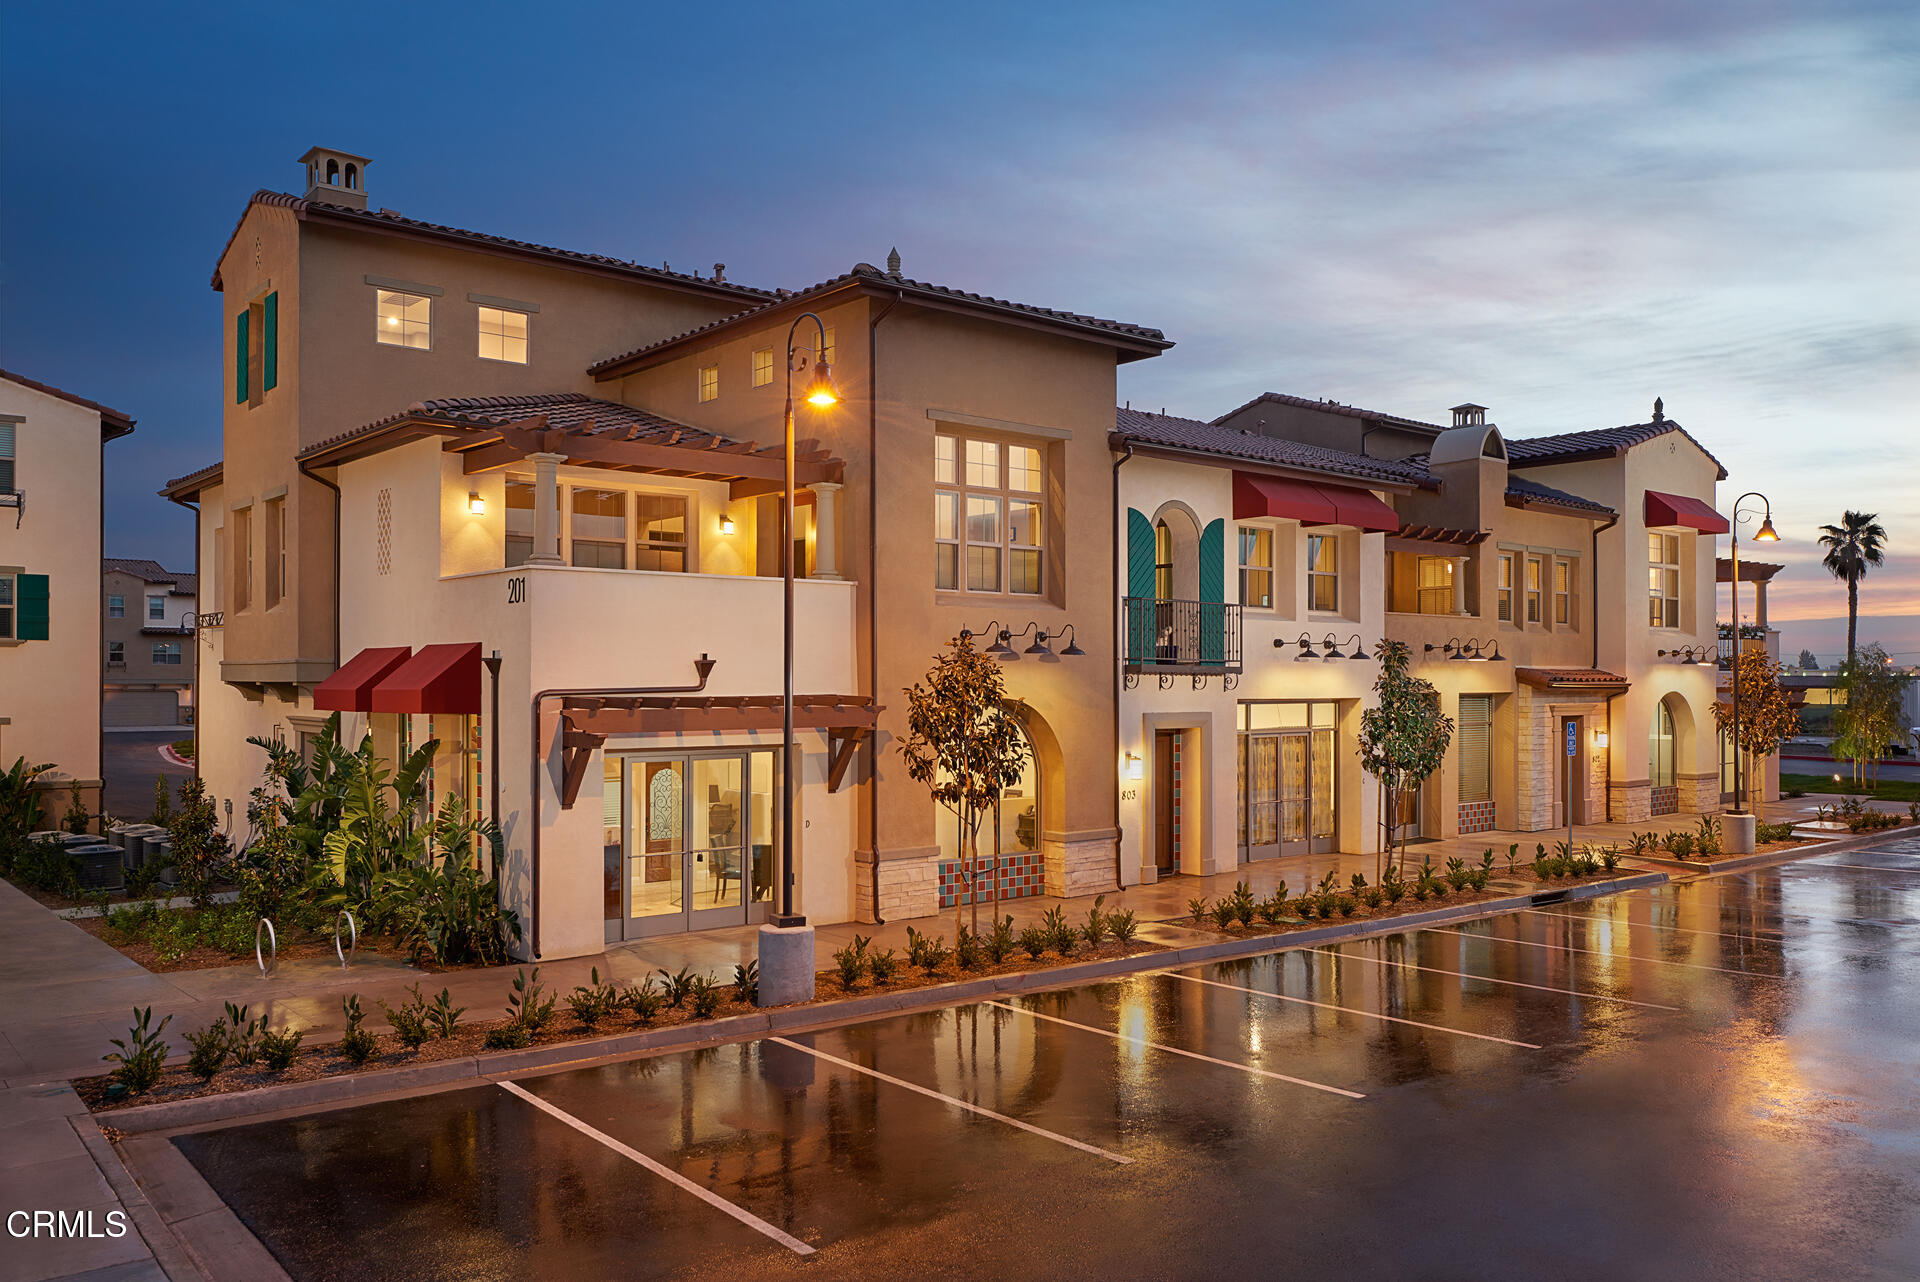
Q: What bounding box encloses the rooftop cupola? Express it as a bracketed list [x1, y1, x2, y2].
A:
[299, 146, 371, 210]
[1450, 403, 1488, 428]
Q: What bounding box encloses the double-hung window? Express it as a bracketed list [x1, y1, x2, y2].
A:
[375, 289, 431, 348]
[1525, 557, 1543, 624]
[1416, 556, 1454, 614]
[152, 642, 182, 665]
[477, 306, 529, 363]
[1458, 694, 1494, 804]
[1649, 533, 1681, 628]
[1238, 527, 1273, 608]
[1306, 534, 1338, 612]
[107, 640, 124, 665]
[752, 348, 774, 387]
[504, 480, 536, 567]
[1554, 558, 1574, 626]
[0, 573, 12, 639]
[108, 594, 125, 619]
[570, 488, 628, 569]
[147, 595, 165, 622]
[934, 433, 1043, 595]
[1497, 553, 1514, 622]
[633, 494, 688, 572]
[0, 421, 15, 494]
[697, 365, 719, 402]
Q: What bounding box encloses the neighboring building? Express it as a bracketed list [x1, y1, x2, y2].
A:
[102, 558, 197, 726]
[164, 149, 1167, 960]
[0, 369, 136, 821]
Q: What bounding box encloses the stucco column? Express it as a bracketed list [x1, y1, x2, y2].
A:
[527, 452, 566, 566]
[1452, 556, 1467, 616]
[807, 481, 842, 580]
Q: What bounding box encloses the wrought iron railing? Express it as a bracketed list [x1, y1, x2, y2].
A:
[1123, 596, 1243, 673]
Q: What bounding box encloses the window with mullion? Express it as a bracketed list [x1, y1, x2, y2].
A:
[1306, 534, 1338, 612]
[934, 432, 1043, 596]
[1648, 532, 1680, 628]
[570, 486, 628, 569]
[1238, 526, 1273, 608]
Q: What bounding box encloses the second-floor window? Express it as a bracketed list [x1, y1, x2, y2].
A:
[698, 365, 719, 402]
[0, 421, 15, 494]
[1554, 558, 1575, 626]
[266, 497, 286, 609]
[1649, 532, 1680, 628]
[1417, 555, 1454, 614]
[477, 307, 529, 363]
[633, 494, 687, 572]
[1525, 557, 1543, 624]
[1306, 534, 1338, 612]
[752, 348, 774, 387]
[571, 487, 627, 569]
[1238, 527, 1273, 608]
[108, 594, 124, 619]
[1497, 553, 1513, 622]
[934, 433, 1043, 596]
[107, 640, 124, 665]
[376, 289, 431, 349]
[147, 594, 165, 621]
[151, 642, 182, 665]
[232, 506, 252, 611]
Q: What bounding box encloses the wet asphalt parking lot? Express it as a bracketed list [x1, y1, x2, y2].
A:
[167, 844, 1920, 1281]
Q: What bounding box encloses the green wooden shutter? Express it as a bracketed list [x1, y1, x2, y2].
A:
[1198, 519, 1225, 665]
[1126, 508, 1156, 665]
[235, 309, 249, 404]
[16, 574, 49, 641]
[263, 293, 278, 391]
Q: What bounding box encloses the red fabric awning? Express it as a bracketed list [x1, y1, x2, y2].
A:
[370, 642, 483, 714]
[1645, 489, 1729, 534]
[313, 646, 412, 712]
[1233, 471, 1399, 532]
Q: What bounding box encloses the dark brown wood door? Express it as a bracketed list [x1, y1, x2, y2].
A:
[1154, 730, 1177, 874]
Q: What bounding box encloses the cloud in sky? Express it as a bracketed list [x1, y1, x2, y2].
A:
[1, 0, 1914, 657]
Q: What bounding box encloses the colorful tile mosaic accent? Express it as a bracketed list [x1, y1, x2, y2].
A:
[1457, 800, 1497, 835]
[1171, 737, 1183, 873]
[938, 850, 1046, 909]
[1650, 785, 1679, 816]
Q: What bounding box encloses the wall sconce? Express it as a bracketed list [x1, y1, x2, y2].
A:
[1125, 753, 1144, 781]
[718, 513, 736, 535]
[1592, 728, 1609, 749]
[467, 492, 485, 516]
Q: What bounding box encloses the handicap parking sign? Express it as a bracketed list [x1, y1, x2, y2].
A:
[1566, 722, 1577, 757]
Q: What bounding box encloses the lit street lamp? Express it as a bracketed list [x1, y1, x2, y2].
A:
[1727, 491, 1779, 816]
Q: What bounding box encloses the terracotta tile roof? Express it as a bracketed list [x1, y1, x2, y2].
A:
[159, 460, 222, 500]
[103, 558, 184, 585]
[1504, 419, 1728, 480]
[210, 191, 774, 303]
[1515, 667, 1630, 690]
[589, 263, 1170, 378]
[1112, 406, 1435, 488]
[1504, 475, 1616, 517]
[1, 368, 136, 438]
[1210, 391, 1447, 434]
[299, 392, 747, 463]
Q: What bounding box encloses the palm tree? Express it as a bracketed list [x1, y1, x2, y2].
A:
[1817, 511, 1888, 665]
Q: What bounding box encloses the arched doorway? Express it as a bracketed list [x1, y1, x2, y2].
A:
[933, 706, 1052, 909]
[1649, 695, 1683, 816]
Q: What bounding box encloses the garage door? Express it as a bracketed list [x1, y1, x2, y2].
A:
[104, 689, 182, 727]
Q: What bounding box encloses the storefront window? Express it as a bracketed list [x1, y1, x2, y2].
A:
[1649, 700, 1676, 788]
[933, 717, 1039, 860]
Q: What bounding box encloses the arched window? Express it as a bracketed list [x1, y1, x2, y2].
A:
[326, 158, 340, 185]
[933, 714, 1040, 859]
[1649, 700, 1676, 788]
[344, 163, 358, 189]
[1154, 520, 1174, 600]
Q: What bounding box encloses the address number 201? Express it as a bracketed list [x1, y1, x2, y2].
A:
[506, 576, 527, 605]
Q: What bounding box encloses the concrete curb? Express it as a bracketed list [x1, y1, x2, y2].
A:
[1646, 827, 1901, 879]
[99, 872, 1668, 1136]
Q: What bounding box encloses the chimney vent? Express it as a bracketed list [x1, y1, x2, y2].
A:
[887, 247, 902, 278]
[712, 263, 726, 283]
[1450, 403, 1488, 428]
[299, 146, 371, 210]
[1652, 397, 1664, 422]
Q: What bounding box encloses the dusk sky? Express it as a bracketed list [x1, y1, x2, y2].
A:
[4, 1, 1914, 662]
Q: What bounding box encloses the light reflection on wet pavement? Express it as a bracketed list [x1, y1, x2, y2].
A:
[173, 847, 1920, 1281]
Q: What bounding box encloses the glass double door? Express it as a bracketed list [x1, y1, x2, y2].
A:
[1244, 730, 1335, 859]
[605, 751, 776, 941]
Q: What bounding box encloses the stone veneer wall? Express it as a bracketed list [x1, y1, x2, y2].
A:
[1675, 771, 1717, 815]
[1044, 830, 1120, 898]
[1608, 780, 1652, 824]
[855, 850, 941, 924]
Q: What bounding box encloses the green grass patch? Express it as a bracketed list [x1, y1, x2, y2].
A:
[170, 739, 196, 759]
[1781, 773, 1920, 802]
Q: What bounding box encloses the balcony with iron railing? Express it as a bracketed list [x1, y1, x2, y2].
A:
[1717, 624, 1777, 669]
[1123, 596, 1243, 675]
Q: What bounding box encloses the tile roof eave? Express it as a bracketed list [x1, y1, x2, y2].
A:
[1208, 391, 1446, 435]
[160, 461, 223, 500]
[1504, 420, 1729, 482]
[588, 267, 1171, 380]
[0, 368, 136, 437]
[209, 191, 774, 305]
[1110, 432, 1433, 493]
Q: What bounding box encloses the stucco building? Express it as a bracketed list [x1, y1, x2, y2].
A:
[101, 559, 197, 726]
[0, 369, 136, 820]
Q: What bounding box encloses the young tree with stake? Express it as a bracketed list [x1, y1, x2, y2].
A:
[1356, 639, 1453, 878]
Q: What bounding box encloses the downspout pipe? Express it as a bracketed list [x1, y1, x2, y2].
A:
[527, 654, 716, 959]
[865, 289, 902, 925]
[1111, 441, 1135, 890]
[165, 491, 202, 784]
[1592, 510, 1621, 819]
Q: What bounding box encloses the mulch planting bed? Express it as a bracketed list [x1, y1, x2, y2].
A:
[69, 913, 423, 973]
[76, 938, 1166, 1114]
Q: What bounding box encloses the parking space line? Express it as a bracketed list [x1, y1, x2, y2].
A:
[1309, 946, 1682, 1011]
[1435, 926, 1788, 979]
[984, 999, 1366, 1099]
[767, 1036, 1131, 1164]
[1806, 863, 1920, 873]
[497, 1080, 817, 1256]
[1162, 971, 1544, 1048]
[1524, 907, 1788, 944]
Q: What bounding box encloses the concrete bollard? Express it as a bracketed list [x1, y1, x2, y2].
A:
[1723, 812, 1757, 855]
[756, 923, 817, 1006]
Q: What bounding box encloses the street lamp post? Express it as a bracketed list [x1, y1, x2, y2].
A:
[757, 313, 838, 1006]
[1727, 491, 1779, 818]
